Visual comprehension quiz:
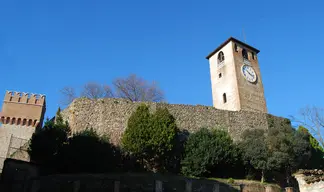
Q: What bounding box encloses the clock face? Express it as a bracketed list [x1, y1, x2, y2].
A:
[241, 65, 257, 83]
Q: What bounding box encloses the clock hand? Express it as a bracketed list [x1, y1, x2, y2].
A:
[247, 71, 253, 76]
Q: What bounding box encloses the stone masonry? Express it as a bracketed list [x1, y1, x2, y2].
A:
[61, 97, 288, 145]
[0, 91, 46, 172]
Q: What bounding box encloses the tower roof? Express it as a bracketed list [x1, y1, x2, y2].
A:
[206, 37, 260, 59]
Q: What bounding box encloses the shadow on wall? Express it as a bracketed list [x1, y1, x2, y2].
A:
[0, 159, 288, 192]
[0, 159, 240, 192]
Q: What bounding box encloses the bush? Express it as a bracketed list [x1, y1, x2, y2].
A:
[181, 128, 240, 177]
[57, 128, 119, 173]
[28, 110, 70, 171]
[121, 104, 179, 172]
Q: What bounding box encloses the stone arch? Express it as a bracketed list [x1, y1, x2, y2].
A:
[11, 118, 16, 125]
[1, 116, 5, 124]
[22, 119, 27, 126]
[6, 117, 10, 124]
[17, 118, 21, 125]
[28, 119, 32, 126]
[242, 48, 248, 60]
[33, 120, 38, 127]
[217, 51, 225, 64]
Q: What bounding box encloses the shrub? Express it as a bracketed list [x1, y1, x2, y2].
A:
[181, 128, 239, 177]
[122, 104, 179, 172]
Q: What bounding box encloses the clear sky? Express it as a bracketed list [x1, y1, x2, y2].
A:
[0, 0, 323, 122]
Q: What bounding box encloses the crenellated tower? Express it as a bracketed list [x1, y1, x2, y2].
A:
[0, 91, 46, 130]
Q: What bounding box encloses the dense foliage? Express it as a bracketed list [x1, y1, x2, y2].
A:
[298, 126, 324, 169]
[28, 108, 70, 169]
[121, 104, 179, 172]
[28, 105, 324, 188]
[239, 122, 311, 184]
[181, 128, 240, 177]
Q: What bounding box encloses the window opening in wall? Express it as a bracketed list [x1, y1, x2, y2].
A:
[219, 73, 222, 78]
[22, 119, 27, 126]
[242, 49, 248, 60]
[9, 97, 12, 101]
[33, 120, 37, 127]
[234, 44, 238, 52]
[217, 51, 225, 64]
[28, 119, 32, 126]
[11, 118, 16, 125]
[223, 93, 227, 103]
[6, 117, 10, 124]
[251, 52, 255, 60]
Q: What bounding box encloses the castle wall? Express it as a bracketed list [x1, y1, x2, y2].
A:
[0, 125, 34, 171]
[61, 98, 287, 144]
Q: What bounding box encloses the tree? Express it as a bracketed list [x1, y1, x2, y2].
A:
[57, 128, 119, 173]
[80, 82, 113, 99]
[181, 128, 239, 177]
[266, 123, 310, 185]
[59, 86, 76, 106]
[28, 109, 70, 170]
[293, 106, 324, 148]
[240, 123, 311, 184]
[239, 129, 269, 183]
[297, 126, 324, 169]
[113, 74, 164, 102]
[121, 104, 178, 172]
[60, 74, 165, 106]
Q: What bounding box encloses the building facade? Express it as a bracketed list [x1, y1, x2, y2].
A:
[206, 37, 267, 113]
[0, 91, 46, 171]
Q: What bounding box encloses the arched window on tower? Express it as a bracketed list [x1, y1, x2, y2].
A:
[217, 51, 225, 64]
[242, 49, 248, 60]
[234, 44, 238, 52]
[223, 93, 227, 103]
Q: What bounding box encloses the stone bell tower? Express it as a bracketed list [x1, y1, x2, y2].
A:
[206, 37, 267, 113]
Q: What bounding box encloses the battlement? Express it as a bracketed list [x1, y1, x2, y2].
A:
[4, 91, 46, 106]
[0, 90, 46, 129]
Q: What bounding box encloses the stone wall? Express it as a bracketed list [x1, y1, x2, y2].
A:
[294, 170, 324, 192]
[0, 125, 34, 172]
[61, 98, 288, 144]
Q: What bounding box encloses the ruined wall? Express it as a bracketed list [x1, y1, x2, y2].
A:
[294, 170, 324, 192]
[61, 98, 288, 144]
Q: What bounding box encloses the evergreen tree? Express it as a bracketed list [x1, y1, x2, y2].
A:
[121, 104, 179, 172]
[181, 128, 239, 177]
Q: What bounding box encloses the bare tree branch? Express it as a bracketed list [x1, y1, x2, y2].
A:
[112, 74, 165, 102]
[59, 74, 165, 106]
[60, 86, 77, 106]
[81, 82, 114, 99]
[291, 106, 324, 147]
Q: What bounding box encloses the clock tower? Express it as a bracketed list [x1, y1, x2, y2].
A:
[206, 37, 267, 113]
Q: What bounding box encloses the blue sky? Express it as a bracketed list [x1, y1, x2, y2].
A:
[0, 0, 323, 122]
